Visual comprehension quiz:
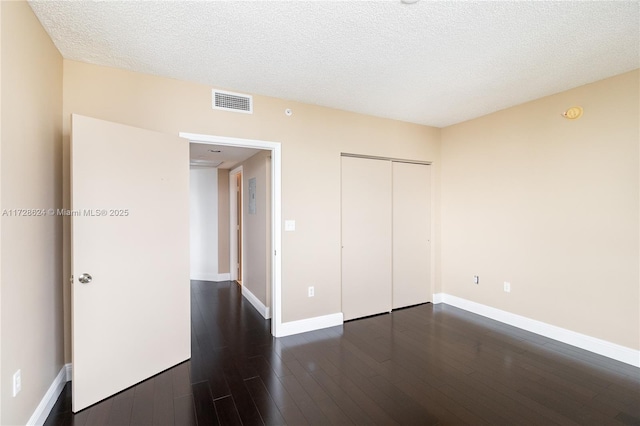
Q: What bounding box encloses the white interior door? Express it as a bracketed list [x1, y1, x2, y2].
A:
[341, 156, 392, 321]
[392, 162, 431, 309]
[71, 114, 190, 412]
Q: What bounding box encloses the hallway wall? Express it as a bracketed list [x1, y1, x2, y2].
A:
[190, 166, 219, 281]
[218, 169, 230, 275]
[238, 151, 271, 308]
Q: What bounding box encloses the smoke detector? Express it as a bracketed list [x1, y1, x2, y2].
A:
[562, 106, 583, 120]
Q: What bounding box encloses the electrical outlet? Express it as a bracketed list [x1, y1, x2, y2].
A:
[308, 286, 314, 297]
[473, 275, 479, 284]
[13, 370, 21, 397]
[504, 282, 511, 293]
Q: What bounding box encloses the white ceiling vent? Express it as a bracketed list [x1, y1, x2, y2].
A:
[190, 160, 224, 168]
[212, 89, 253, 114]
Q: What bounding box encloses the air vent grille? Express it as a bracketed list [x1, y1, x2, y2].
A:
[212, 89, 253, 114]
[190, 160, 224, 168]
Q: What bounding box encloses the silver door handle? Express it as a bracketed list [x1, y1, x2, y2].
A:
[78, 273, 92, 284]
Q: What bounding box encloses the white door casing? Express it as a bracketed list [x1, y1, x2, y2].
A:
[229, 166, 243, 283]
[181, 132, 282, 337]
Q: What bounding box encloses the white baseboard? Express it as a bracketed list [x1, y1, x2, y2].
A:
[27, 363, 72, 426]
[242, 285, 271, 319]
[276, 312, 344, 337]
[190, 272, 231, 282]
[433, 293, 639, 368]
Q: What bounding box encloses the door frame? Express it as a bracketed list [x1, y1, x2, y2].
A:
[229, 166, 243, 283]
[180, 132, 282, 337]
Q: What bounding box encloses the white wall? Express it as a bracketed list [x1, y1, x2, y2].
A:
[189, 166, 219, 281]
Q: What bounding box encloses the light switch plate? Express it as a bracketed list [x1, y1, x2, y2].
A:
[13, 370, 21, 397]
[285, 220, 296, 231]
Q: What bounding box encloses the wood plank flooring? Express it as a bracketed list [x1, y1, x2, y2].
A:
[45, 280, 640, 425]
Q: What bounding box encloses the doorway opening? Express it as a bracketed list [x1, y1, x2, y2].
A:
[182, 132, 282, 337]
[229, 166, 242, 284]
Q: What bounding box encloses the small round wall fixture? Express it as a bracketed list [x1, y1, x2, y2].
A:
[285, 108, 293, 116]
[562, 106, 583, 120]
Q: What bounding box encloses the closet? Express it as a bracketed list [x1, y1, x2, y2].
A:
[341, 155, 431, 321]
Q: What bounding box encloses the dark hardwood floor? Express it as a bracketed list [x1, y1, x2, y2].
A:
[46, 280, 640, 425]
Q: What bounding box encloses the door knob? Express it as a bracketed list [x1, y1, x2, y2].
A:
[78, 273, 93, 284]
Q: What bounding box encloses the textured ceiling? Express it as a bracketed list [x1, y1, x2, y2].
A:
[29, 1, 639, 127]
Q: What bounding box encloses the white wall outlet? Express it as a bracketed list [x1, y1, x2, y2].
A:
[12, 370, 21, 397]
[504, 282, 511, 293]
[285, 220, 296, 232]
[308, 286, 314, 297]
[473, 275, 479, 284]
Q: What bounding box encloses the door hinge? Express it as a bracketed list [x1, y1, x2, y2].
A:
[70, 275, 74, 284]
[237, 225, 240, 231]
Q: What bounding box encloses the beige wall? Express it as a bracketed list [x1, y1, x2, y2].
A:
[441, 70, 640, 350]
[1, 2, 64, 425]
[239, 151, 271, 306]
[61, 59, 441, 360]
[217, 169, 230, 274]
[0, 3, 3, 422]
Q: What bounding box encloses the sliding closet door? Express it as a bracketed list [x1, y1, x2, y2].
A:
[392, 162, 431, 309]
[341, 156, 392, 321]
